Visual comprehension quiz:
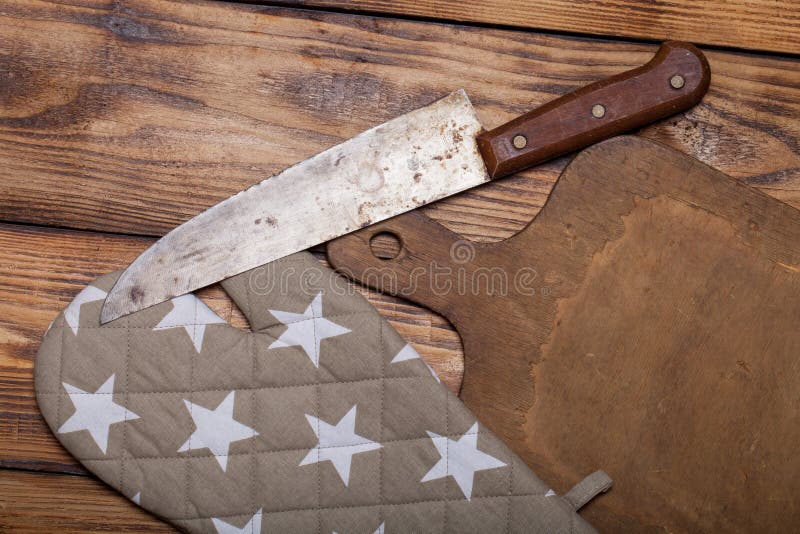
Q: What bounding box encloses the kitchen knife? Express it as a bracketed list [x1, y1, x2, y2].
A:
[100, 42, 710, 323]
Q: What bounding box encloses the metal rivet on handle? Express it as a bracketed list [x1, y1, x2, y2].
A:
[512, 134, 527, 149]
[670, 74, 685, 89]
[591, 104, 606, 118]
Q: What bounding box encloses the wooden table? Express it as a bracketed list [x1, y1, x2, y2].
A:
[0, 0, 797, 531]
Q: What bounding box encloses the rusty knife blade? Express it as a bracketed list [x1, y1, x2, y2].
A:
[100, 90, 488, 323]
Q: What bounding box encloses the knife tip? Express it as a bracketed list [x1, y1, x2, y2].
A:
[98, 279, 141, 324]
[99, 295, 124, 325]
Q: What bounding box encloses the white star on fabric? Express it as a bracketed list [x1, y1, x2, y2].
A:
[58, 374, 139, 454]
[212, 508, 262, 534]
[421, 422, 506, 500]
[131, 492, 141, 504]
[300, 405, 381, 486]
[154, 294, 226, 353]
[268, 292, 350, 367]
[390, 343, 441, 382]
[64, 285, 107, 335]
[178, 391, 258, 471]
[545, 489, 556, 497]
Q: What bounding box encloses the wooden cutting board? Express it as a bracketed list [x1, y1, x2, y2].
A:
[326, 136, 800, 533]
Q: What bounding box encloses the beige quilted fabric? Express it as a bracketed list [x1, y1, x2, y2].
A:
[35, 252, 600, 533]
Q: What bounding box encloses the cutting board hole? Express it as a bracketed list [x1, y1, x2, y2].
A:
[370, 232, 402, 260]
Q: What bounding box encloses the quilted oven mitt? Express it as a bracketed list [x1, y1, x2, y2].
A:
[35, 251, 610, 533]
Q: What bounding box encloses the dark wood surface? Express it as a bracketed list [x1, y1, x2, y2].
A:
[477, 41, 710, 178]
[0, 1, 798, 243]
[283, 0, 800, 55]
[328, 136, 800, 533]
[0, 469, 173, 532]
[0, 0, 798, 531]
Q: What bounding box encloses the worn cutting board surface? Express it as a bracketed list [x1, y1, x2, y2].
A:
[327, 136, 800, 532]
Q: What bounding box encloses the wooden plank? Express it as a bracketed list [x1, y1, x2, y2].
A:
[0, 0, 797, 244]
[0, 468, 175, 532]
[0, 223, 463, 474]
[283, 0, 800, 56]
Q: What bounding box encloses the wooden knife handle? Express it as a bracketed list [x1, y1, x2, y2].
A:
[476, 41, 710, 179]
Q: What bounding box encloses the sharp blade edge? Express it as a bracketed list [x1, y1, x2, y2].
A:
[100, 89, 488, 323]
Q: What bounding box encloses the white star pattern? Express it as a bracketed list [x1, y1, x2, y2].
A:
[178, 391, 258, 471]
[154, 294, 226, 353]
[131, 492, 141, 504]
[421, 422, 506, 500]
[58, 374, 139, 454]
[545, 489, 556, 497]
[212, 508, 262, 534]
[64, 285, 107, 335]
[268, 292, 350, 367]
[390, 343, 441, 382]
[300, 405, 381, 486]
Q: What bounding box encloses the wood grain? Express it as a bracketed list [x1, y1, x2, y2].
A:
[0, 0, 797, 244]
[329, 136, 800, 532]
[283, 0, 800, 55]
[0, 223, 463, 476]
[0, 469, 175, 532]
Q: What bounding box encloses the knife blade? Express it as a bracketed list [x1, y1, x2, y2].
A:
[100, 41, 709, 324]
